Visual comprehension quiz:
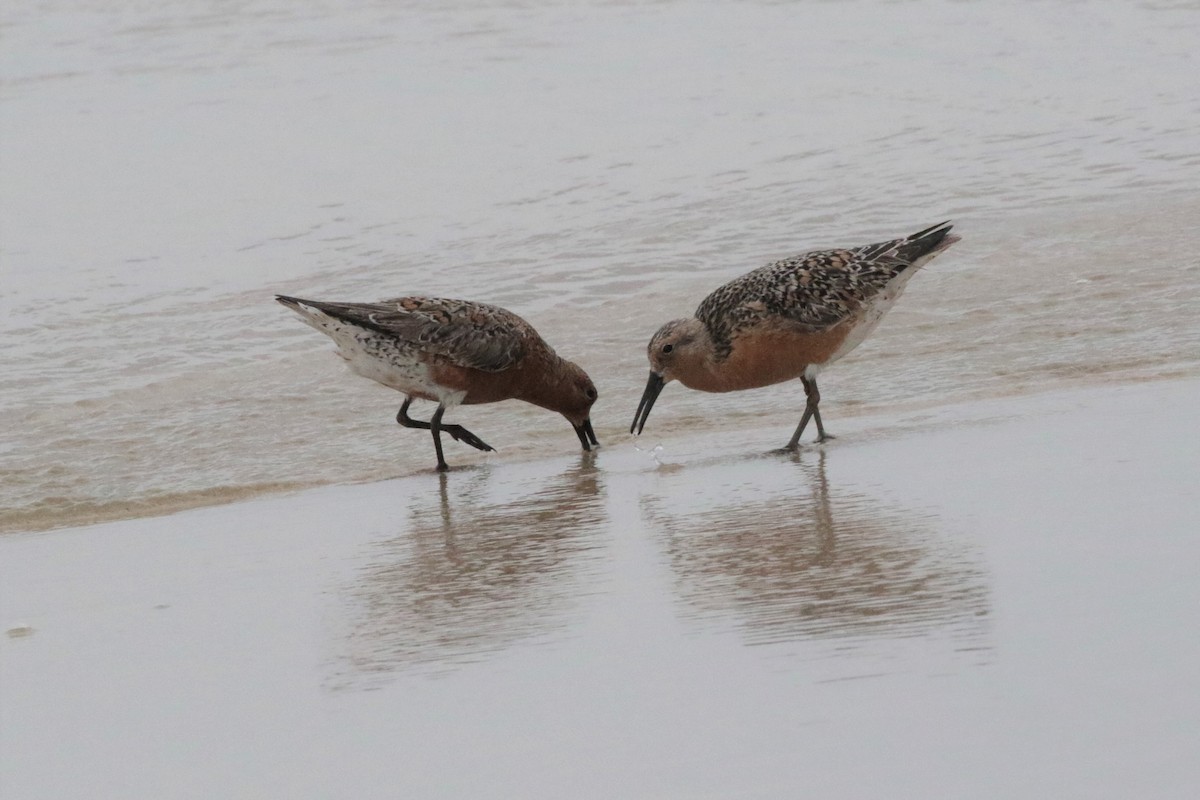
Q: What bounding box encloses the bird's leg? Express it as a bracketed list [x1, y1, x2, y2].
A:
[785, 407, 813, 451]
[785, 376, 834, 449]
[804, 376, 834, 443]
[429, 404, 450, 472]
[397, 399, 493, 453]
[396, 398, 427, 429]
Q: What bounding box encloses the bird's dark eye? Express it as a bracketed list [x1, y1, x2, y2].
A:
[585, 388, 597, 400]
[661, 343, 674, 354]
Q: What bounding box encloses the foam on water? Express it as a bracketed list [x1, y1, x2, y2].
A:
[3, 0, 1200, 532]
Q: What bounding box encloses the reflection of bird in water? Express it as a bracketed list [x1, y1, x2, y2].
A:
[338, 458, 605, 679]
[641, 450, 989, 646]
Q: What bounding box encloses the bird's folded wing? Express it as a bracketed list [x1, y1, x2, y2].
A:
[697, 249, 905, 341]
[319, 297, 531, 372]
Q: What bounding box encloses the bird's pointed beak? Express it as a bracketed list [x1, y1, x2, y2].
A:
[574, 418, 599, 451]
[631, 371, 666, 435]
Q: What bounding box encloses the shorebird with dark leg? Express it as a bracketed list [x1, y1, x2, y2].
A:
[631, 221, 960, 450]
[277, 295, 599, 471]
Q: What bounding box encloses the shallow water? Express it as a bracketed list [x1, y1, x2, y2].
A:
[3, 0, 1200, 531]
[3, 381, 1198, 798]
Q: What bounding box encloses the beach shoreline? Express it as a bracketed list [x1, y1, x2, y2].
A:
[3, 376, 1198, 798]
[5, 1, 1200, 794]
[5, 364, 1196, 536]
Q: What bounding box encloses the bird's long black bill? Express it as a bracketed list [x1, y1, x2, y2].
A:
[631, 372, 665, 435]
[574, 418, 599, 451]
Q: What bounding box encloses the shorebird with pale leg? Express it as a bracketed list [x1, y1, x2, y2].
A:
[277, 295, 598, 471]
[631, 221, 960, 449]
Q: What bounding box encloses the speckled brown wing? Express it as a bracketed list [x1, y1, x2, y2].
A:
[694, 248, 906, 358]
[299, 296, 536, 372]
[693, 221, 956, 359]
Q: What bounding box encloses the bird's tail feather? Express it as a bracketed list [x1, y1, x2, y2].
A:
[895, 220, 959, 264]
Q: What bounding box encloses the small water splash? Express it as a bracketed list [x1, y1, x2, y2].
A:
[632, 440, 666, 466]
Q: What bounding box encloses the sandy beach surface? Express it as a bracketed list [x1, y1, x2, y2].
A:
[3, 377, 1197, 799]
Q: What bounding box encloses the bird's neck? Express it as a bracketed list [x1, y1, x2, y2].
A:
[672, 340, 732, 393]
[516, 351, 574, 413]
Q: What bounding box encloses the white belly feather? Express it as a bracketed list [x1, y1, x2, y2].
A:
[287, 302, 466, 406]
[806, 270, 917, 379]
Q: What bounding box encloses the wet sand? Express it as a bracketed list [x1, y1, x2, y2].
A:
[3, 377, 1198, 798]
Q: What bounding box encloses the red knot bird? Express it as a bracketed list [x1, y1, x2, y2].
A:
[277, 295, 599, 471]
[631, 221, 960, 449]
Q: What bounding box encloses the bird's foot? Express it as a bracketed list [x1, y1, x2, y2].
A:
[443, 425, 494, 452]
[815, 433, 836, 443]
